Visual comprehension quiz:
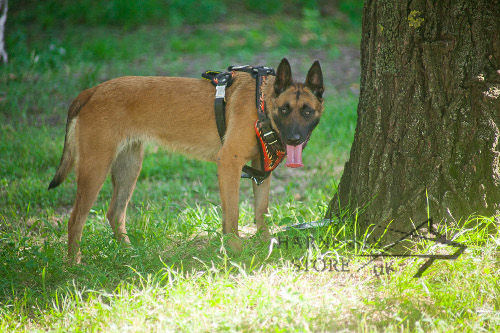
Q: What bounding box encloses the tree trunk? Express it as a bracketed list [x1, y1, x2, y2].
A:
[327, 0, 500, 240]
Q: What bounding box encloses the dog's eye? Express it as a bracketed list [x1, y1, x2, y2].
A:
[301, 106, 314, 118]
[279, 104, 290, 115]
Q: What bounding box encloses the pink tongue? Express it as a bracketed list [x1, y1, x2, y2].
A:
[286, 143, 304, 168]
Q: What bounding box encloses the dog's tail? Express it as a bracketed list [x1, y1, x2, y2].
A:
[48, 86, 97, 190]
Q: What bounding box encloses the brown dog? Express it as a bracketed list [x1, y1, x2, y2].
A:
[49, 58, 324, 263]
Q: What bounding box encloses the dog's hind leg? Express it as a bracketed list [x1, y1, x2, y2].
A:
[68, 143, 115, 264]
[251, 158, 271, 240]
[106, 141, 144, 244]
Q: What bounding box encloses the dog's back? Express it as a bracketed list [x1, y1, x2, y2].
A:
[81, 76, 222, 159]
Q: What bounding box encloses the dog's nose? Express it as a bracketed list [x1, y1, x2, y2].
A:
[286, 134, 301, 145]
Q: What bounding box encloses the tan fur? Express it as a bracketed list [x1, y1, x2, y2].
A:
[50, 62, 324, 263]
[49, 87, 97, 189]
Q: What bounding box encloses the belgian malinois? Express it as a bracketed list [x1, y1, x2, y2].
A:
[49, 58, 324, 263]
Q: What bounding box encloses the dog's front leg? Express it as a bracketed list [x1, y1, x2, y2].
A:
[251, 158, 271, 240]
[216, 150, 245, 252]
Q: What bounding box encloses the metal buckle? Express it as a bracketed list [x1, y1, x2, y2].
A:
[263, 131, 274, 137]
[251, 176, 265, 185]
[262, 130, 278, 145]
[241, 172, 264, 185]
[215, 85, 226, 99]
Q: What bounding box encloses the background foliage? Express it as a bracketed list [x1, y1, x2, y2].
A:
[9, 0, 363, 27]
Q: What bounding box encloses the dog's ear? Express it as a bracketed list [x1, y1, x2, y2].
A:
[305, 60, 324, 100]
[275, 58, 293, 95]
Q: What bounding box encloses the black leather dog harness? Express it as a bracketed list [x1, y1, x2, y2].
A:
[202, 65, 286, 185]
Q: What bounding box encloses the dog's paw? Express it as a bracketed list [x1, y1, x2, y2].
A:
[67, 251, 82, 265]
[227, 235, 243, 253]
[255, 227, 271, 242]
[115, 234, 132, 247]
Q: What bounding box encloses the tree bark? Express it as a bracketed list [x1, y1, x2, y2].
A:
[327, 0, 500, 240]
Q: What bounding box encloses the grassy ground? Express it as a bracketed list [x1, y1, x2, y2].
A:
[1, 4, 499, 332]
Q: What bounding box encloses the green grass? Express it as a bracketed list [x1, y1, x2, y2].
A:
[1, 4, 499, 332]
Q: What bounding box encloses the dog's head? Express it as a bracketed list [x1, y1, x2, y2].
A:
[269, 58, 324, 167]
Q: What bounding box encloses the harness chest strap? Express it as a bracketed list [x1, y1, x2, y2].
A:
[202, 66, 286, 185]
[252, 72, 286, 171]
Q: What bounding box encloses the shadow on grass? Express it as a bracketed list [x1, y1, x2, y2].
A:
[0, 217, 305, 310]
[0, 197, 357, 314]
